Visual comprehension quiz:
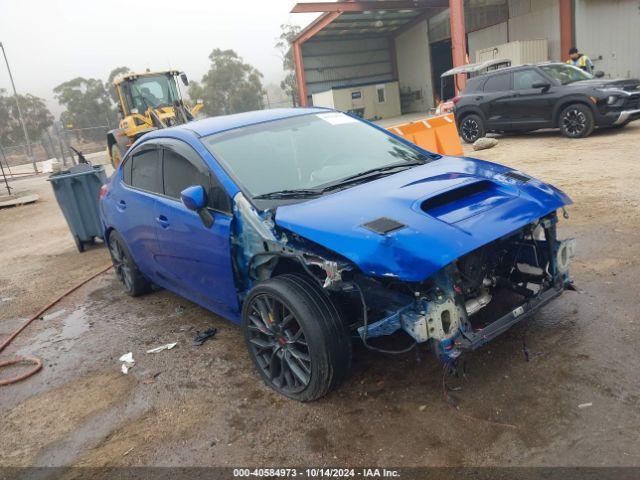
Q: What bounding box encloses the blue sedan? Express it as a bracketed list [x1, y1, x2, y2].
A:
[100, 108, 575, 401]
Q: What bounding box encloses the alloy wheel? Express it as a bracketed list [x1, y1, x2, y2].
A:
[461, 118, 480, 142]
[109, 239, 133, 291]
[246, 294, 312, 394]
[562, 109, 587, 136]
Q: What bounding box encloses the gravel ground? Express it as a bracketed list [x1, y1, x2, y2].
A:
[1, 123, 639, 470]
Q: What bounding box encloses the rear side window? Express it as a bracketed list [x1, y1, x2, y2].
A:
[130, 149, 162, 193]
[483, 73, 511, 92]
[163, 149, 211, 199]
[513, 69, 547, 90]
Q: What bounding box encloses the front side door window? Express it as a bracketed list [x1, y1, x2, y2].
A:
[511, 69, 554, 125]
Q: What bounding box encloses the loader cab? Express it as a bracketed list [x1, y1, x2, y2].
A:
[115, 72, 182, 116]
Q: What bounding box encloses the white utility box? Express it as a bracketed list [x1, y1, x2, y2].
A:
[311, 81, 401, 121]
[475, 39, 549, 66]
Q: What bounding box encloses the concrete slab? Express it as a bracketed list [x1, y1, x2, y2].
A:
[0, 192, 39, 208]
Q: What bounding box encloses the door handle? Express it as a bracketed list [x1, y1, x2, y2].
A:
[117, 200, 127, 211]
[474, 96, 483, 101]
[156, 215, 170, 229]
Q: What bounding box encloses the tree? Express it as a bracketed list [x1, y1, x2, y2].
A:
[189, 49, 264, 116]
[53, 77, 113, 140]
[106, 66, 130, 104]
[0, 88, 53, 146]
[276, 24, 301, 107]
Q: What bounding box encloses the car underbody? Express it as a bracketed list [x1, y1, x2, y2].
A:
[232, 192, 575, 363]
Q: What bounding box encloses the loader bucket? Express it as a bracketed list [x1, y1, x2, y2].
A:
[388, 113, 463, 156]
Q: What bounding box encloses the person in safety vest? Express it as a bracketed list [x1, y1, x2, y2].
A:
[566, 47, 594, 74]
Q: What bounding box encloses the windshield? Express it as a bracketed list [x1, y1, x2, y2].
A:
[123, 74, 180, 112]
[539, 64, 593, 85]
[202, 112, 435, 198]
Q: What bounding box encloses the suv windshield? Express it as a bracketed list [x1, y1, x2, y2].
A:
[122, 74, 180, 112]
[202, 112, 434, 198]
[539, 64, 593, 85]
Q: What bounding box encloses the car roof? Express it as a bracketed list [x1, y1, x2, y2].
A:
[171, 107, 327, 138]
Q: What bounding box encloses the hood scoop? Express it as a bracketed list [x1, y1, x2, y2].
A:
[421, 180, 515, 224]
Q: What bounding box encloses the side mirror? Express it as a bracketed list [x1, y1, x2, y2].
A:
[180, 185, 213, 228]
[594, 70, 605, 78]
[531, 81, 551, 92]
[180, 72, 189, 86]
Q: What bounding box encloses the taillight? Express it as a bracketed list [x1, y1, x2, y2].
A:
[99, 184, 108, 200]
[452, 95, 462, 104]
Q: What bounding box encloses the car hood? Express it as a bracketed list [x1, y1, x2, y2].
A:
[568, 78, 640, 90]
[274, 156, 572, 282]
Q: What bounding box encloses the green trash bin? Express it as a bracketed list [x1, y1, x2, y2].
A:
[47, 163, 107, 252]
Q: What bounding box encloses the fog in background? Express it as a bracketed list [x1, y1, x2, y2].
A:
[0, 0, 319, 116]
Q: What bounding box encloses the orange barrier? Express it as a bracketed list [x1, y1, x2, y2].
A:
[387, 113, 463, 156]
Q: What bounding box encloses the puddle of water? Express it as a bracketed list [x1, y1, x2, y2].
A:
[41, 309, 66, 321]
[17, 307, 91, 355]
[59, 307, 91, 339]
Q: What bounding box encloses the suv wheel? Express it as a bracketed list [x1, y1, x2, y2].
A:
[242, 274, 351, 401]
[459, 114, 485, 143]
[559, 104, 594, 138]
[108, 231, 151, 296]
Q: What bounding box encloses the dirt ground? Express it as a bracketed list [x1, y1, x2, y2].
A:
[1, 123, 639, 470]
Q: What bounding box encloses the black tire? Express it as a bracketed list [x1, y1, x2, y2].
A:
[242, 274, 351, 401]
[107, 230, 151, 296]
[559, 104, 594, 138]
[459, 114, 485, 143]
[111, 144, 123, 169]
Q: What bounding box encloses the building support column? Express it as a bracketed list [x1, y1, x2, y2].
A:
[449, 0, 467, 93]
[292, 40, 307, 107]
[559, 0, 574, 61]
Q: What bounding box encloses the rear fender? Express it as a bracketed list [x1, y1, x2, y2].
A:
[455, 106, 486, 128]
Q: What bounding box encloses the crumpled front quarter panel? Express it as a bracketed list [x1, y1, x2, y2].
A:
[275, 156, 571, 282]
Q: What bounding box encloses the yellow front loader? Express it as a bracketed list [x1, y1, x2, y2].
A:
[107, 70, 203, 167]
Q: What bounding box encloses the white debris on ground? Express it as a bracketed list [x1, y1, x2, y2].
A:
[473, 137, 498, 151]
[119, 352, 135, 374]
[146, 342, 178, 354]
[578, 402, 593, 409]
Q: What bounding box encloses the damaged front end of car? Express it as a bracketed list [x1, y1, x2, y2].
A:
[230, 181, 575, 363]
[349, 212, 576, 361]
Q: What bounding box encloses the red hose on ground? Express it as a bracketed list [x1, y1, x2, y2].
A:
[0, 263, 113, 386]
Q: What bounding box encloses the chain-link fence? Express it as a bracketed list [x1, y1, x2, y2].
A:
[0, 124, 109, 171]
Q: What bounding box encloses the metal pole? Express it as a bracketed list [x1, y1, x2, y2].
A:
[0, 143, 12, 177]
[0, 152, 10, 195]
[0, 42, 37, 173]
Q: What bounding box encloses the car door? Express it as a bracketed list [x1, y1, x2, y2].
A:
[509, 68, 556, 127]
[153, 138, 238, 313]
[479, 72, 513, 129]
[116, 144, 163, 274]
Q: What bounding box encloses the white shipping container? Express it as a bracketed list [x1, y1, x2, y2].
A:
[311, 81, 402, 121]
[475, 39, 549, 66]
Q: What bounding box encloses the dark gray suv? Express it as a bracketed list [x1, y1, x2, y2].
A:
[453, 63, 640, 143]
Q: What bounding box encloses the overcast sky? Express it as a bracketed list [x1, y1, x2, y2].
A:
[0, 0, 320, 115]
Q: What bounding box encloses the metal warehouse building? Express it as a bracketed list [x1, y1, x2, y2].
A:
[291, 0, 640, 118]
